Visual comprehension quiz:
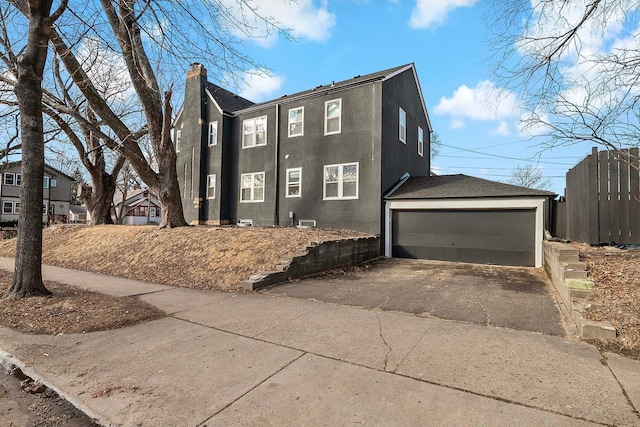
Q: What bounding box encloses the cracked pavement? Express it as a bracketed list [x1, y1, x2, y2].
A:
[0, 259, 639, 426]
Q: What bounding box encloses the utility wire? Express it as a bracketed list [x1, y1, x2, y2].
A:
[439, 143, 580, 166]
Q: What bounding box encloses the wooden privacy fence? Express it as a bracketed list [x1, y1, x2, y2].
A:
[554, 147, 640, 245]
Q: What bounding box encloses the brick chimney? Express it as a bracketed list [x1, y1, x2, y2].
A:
[187, 63, 207, 79]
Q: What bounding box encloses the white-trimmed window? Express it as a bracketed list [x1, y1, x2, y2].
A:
[42, 203, 48, 214]
[243, 116, 267, 148]
[399, 107, 407, 143]
[324, 99, 341, 135]
[43, 176, 50, 188]
[288, 107, 304, 137]
[2, 201, 18, 214]
[286, 168, 302, 197]
[3, 172, 20, 186]
[418, 126, 424, 157]
[240, 171, 265, 202]
[175, 129, 182, 152]
[323, 162, 358, 200]
[50, 178, 57, 187]
[208, 121, 218, 147]
[207, 174, 216, 199]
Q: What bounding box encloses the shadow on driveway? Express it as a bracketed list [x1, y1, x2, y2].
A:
[264, 258, 568, 336]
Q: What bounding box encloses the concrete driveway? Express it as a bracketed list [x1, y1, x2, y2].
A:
[264, 258, 568, 336]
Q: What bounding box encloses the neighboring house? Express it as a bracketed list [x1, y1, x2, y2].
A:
[113, 188, 162, 225]
[174, 62, 431, 240]
[0, 161, 73, 223]
[69, 205, 88, 223]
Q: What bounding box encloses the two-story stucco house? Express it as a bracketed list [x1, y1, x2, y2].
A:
[0, 161, 74, 223]
[174, 63, 432, 240]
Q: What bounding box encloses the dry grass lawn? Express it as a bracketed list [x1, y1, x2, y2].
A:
[0, 225, 370, 291]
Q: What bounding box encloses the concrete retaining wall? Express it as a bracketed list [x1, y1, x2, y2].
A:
[240, 236, 380, 290]
[543, 241, 616, 339]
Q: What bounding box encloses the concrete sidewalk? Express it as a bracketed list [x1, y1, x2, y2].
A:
[0, 258, 638, 426]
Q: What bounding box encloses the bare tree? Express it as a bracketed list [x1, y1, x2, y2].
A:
[113, 160, 141, 224]
[430, 131, 442, 160]
[488, 0, 640, 167]
[39, 1, 285, 228]
[3, 0, 67, 299]
[507, 164, 552, 190]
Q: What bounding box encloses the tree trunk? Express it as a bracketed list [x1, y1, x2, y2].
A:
[80, 173, 117, 225]
[156, 171, 188, 228]
[5, 0, 62, 299]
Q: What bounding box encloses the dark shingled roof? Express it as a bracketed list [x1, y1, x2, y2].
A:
[235, 64, 411, 112]
[206, 82, 255, 113]
[386, 174, 557, 199]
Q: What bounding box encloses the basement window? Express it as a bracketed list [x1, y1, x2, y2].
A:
[297, 219, 316, 228]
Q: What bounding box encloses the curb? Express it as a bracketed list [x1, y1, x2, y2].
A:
[0, 347, 110, 427]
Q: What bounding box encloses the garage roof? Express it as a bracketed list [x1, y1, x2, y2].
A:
[385, 174, 557, 199]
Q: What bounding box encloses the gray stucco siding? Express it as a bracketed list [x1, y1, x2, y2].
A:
[381, 69, 431, 193]
[231, 107, 277, 225]
[203, 104, 226, 222]
[175, 74, 209, 223]
[276, 84, 383, 235]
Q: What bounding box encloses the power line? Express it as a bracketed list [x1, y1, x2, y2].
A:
[434, 164, 569, 170]
[439, 143, 580, 166]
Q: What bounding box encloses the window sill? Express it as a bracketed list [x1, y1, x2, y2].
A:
[323, 196, 358, 201]
[241, 143, 268, 149]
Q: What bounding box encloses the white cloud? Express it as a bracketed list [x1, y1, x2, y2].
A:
[490, 121, 510, 136]
[434, 80, 520, 127]
[77, 38, 133, 103]
[518, 1, 640, 120]
[518, 111, 552, 137]
[220, 0, 336, 47]
[237, 70, 284, 102]
[409, 0, 479, 30]
[449, 119, 465, 129]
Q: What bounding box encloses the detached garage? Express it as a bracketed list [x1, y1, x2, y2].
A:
[384, 175, 556, 268]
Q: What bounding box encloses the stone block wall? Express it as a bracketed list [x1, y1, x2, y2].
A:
[240, 236, 380, 290]
[543, 241, 616, 339]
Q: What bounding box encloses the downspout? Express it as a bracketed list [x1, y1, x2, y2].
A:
[274, 103, 280, 225]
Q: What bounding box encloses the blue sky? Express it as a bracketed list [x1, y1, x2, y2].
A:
[202, 0, 600, 195]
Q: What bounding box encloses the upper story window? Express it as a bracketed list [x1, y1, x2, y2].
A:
[208, 121, 218, 147]
[175, 129, 182, 152]
[240, 171, 265, 202]
[207, 174, 216, 199]
[50, 178, 57, 187]
[43, 176, 50, 189]
[399, 107, 407, 143]
[3, 172, 21, 186]
[243, 116, 267, 148]
[288, 107, 304, 137]
[286, 168, 301, 197]
[323, 162, 358, 200]
[418, 126, 424, 157]
[324, 99, 341, 135]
